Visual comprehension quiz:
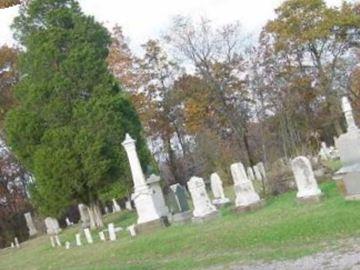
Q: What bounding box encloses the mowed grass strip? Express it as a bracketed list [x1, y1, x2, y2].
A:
[0, 181, 359, 270]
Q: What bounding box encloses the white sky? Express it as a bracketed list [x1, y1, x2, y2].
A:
[0, 0, 345, 54]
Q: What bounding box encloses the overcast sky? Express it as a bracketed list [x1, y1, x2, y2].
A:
[0, 0, 345, 54]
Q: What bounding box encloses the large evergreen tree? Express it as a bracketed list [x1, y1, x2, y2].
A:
[5, 0, 152, 227]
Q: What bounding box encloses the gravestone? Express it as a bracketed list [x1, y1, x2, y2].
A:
[210, 173, 230, 206]
[146, 174, 170, 218]
[187, 176, 218, 220]
[75, 233, 82, 246]
[65, 241, 70, 250]
[84, 228, 93, 244]
[99, 231, 106, 241]
[122, 134, 169, 233]
[127, 224, 136, 237]
[247, 167, 255, 181]
[104, 206, 110, 214]
[44, 217, 61, 235]
[108, 223, 116, 241]
[253, 165, 263, 181]
[231, 162, 262, 212]
[14, 237, 19, 248]
[112, 199, 121, 212]
[125, 200, 133, 211]
[65, 217, 73, 227]
[291, 156, 322, 202]
[24, 212, 38, 237]
[319, 142, 331, 160]
[334, 97, 360, 200]
[167, 183, 192, 223]
[256, 162, 267, 182]
[78, 204, 91, 228]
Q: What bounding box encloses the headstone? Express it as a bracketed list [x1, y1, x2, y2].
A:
[291, 156, 322, 202]
[127, 224, 137, 237]
[256, 162, 267, 182]
[187, 176, 218, 219]
[75, 233, 82, 246]
[146, 174, 170, 218]
[122, 134, 169, 230]
[168, 184, 190, 213]
[78, 204, 91, 228]
[104, 206, 110, 214]
[166, 184, 192, 223]
[99, 231, 106, 241]
[334, 97, 360, 200]
[24, 212, 38, 236]
[65, 217, 73, 227]
[14, 237, 19, 248]
[247, 167, 255, 181]
[65, 241, 70, 250]
[54, 235, 61, 247]
[10, 242, 14, 248]
[84, 228, 93, 244]
[112, 199, 121, 212]
[108, 223, 116, 241]
[319, 142, 330, 160]
[125, 200, 133, 211]
[231, 162, 262, 211]
[50, 236, 56, 248]
[210, 173, 230, 206]
[253, 165, 263, 181]
[45, 217, 61, 235]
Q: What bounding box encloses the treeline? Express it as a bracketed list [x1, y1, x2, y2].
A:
[106, 0, 360, 185]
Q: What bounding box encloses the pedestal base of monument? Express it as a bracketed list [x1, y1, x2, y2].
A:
[334, 165, 360, 201]
[212, 198, 231, 208]
[234, 200, 265, 213]
[297, 193, 323, 204]
[192, 211, 219, 224]
[170, 211, 192, 224]
[135, 217, 170, 234]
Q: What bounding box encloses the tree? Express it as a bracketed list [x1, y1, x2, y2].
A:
[136, 40, 186, 184]
[165, 16, 254, 165]
[5, 0, 152, 228]
[0, 46, 19, 132]
[0, 0, 21, 9]
[265, 0, 360, 138]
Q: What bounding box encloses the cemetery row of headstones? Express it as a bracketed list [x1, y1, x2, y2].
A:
[17, 96, 357, 251]
[120, 132, 325, 231]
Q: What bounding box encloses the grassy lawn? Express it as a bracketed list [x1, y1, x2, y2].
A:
[1, 181, 360, 270]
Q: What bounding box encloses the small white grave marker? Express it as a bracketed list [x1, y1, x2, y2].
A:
[108, 223, 116, 241]
[99, 231, 106, 241]
[65, 241, 70, 250]
[75, 233, 82, 246]
[112, 199, 121, 212]
[84, 228, 93, 244]
[127, 225, 136, 237]
[65, 217, 73, 226]
[14, 237, 20, 248]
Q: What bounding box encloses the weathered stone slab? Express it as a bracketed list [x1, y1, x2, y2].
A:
[291, 156, 322, 202]
[187, 176, 218, 220]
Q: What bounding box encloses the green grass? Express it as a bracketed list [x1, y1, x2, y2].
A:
[1, 181, 360, 270]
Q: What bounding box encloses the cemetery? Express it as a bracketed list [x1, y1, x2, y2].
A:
[1, 0, 360, 269]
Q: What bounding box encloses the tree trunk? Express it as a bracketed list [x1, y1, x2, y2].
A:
[88, 201, 104, 229]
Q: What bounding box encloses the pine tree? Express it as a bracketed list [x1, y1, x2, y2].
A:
[5, 0, 152, 228]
